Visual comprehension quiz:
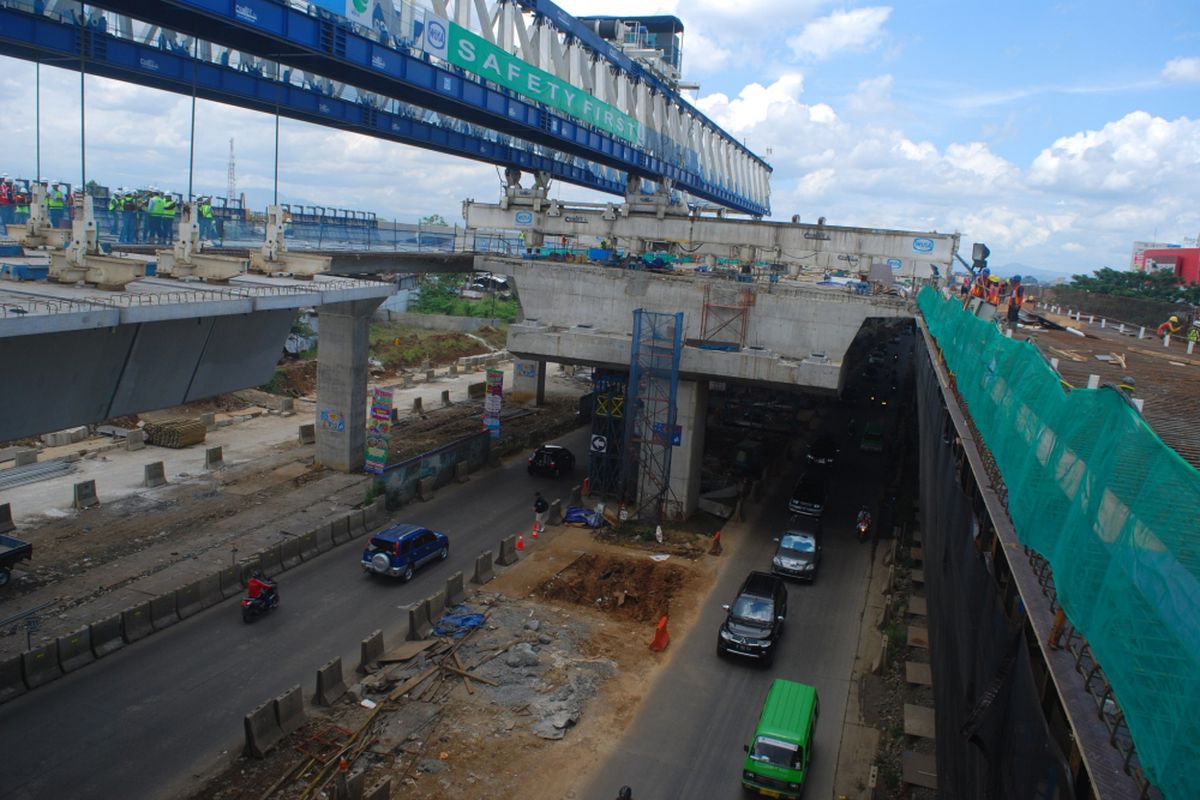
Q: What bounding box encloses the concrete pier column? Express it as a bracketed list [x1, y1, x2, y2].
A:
[315, 298, 383, 471]
[511, 358, 545, 406]
[664, 380, 708, 520]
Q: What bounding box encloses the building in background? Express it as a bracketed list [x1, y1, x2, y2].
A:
[1144, 247, 1200, 285]
[1131, 240, 1182, 271]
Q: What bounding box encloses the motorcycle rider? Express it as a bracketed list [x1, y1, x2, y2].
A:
[246, 569, 277, 606]
[856, 507, 872, 539]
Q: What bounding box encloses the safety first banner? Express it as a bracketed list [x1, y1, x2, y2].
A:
[423, 16, 640, 144]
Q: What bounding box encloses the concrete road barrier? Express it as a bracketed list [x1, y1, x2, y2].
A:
[302, 528, 326, 559]
[497, 535, 518, 566]
[150, 591, 179, 631]
[200, 412, 216, 432]
[219, 564, 244, 599]
[279, 537, 303, 570]
[468, 381, 486, 399]
[243, 700, 284, 758]
[407, 600, 432, 641]
[331, 513, 351, 545]
[143, 461, 167, 488]
[427, 588, 446, 623]
[454, 461, 470, 483]
[274, 684, 307, 736]
[347, 508, 367, 539]
[425, 369, 435, 381]
[569, 485, 581, 506]
[0, 654, 26, 704]
[358, 629, 384, 674]
[298, 423, 316, 445]
[472, 550, 495, 585]
[365, 778, 392, 800]
[441, 389, 451, 407]
[177, 574, 222, 619]
[0, 502, 13, 534]
[121, 602, 154, 643]
[89, 614, 125, 659]
[314, 657, 348, 706]
[417, 477, 435, 501]
[57, 628, 94, 673]
[412, 396, 423, 414]
[549, 498, 563, 525]
[22, 642, 62, 689]
[73, 479, 100, 510]
[343, 770, 366, 800]
[280, 398, 295, 413]
[15, 449, 37, 466]
[126, 429, 146, 451]
[258, 543, 285, 577]
[445, 571, 466, 607]
[205, 446, 224, 470]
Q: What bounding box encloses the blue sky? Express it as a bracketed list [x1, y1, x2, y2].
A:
[0, 0, 1197, 276]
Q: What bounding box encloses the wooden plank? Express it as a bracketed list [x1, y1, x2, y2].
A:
[904, 704, 936, 739]
[911, 568, 925, 584]
[909, 596, 927, 616]
[908, 626, 929, 649]
[378, 639, 440, 664]
[387, 666, 439, 702]
[902, 750, 938, 789]
[442, 661, 498, 687]
[906, 661, 933, 686]
[452, 652, 473, 695]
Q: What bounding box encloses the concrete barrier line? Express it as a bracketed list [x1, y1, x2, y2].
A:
[358, 629, 385, 674]
[57, 628, 95, 673]
[21, 642, 62, 689]
[0, 654, 26, 704]
[274, 685, 307, 736]
[149, 591, 180, 631]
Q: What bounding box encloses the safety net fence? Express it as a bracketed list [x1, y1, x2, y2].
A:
[918, 287, 1200, 799]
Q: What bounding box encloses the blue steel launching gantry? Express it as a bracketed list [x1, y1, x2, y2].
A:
[0, 0, 771, 224]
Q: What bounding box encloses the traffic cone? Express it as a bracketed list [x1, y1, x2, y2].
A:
[709, 530, 723, 556]
[581, 477, 590, 497]
[517, 533, 524, 551]
[531, 523, 539, 539]
[649, 615, 670, 652]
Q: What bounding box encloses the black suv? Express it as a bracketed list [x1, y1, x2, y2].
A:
[527, 444, 575, 477]
[717, 571, 788, 666]
[806, 435, 838, 468]
[788, 473, 827, 517]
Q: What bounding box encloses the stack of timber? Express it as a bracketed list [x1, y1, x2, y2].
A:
[144, 419, 207, 449]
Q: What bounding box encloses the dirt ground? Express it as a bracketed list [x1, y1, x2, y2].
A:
[183, 527, 721, 800]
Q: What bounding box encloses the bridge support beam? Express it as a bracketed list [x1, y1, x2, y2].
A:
[315, 298, 384, 472]
[662, 379, 707, 521]
[511, 358, 546, 406]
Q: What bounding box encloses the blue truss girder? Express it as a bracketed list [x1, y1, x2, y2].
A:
[81, 0, 769, 216]
[0, 4, 628, 196]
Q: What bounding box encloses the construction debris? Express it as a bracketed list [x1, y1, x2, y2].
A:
[143, 418, 207, 448]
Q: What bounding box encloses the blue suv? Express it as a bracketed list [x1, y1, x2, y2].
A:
[362, 523, 449, 581]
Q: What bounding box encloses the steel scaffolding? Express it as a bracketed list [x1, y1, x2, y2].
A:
[588, 370, 628, 496]
[622, 310, 684, 520]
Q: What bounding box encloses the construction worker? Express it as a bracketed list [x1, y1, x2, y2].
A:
[12, 179, 29, 224]
[149, 189, 169, 243]
[197, 196, 215, 240]
[120, 188, 139, 243]
[46, 181, 67, 228]
[986, 275, 1001, 306]
[1188, 325, 1199, 345]
[0, 175, 13, 232]
[1157, 315, 1182, 338]
[137, 189, 152, 242]
[107, 189, 123, 236]
[1006, 274, 1025, 327]
[162, 193, 179, 242]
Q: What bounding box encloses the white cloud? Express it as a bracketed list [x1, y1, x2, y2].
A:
[697, 74, 810, 134]
[1162, 57, 1200, 83]
[846, 75, 894, 115]
[682, 30, 732, 76]
[787, 7, 892, 61]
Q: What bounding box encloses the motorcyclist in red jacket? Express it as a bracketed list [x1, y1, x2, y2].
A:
[247, 570, 277, 602]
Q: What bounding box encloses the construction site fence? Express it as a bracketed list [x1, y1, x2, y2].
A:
[1040, 287, 1195, 331]
[917, 286, 1200, 800]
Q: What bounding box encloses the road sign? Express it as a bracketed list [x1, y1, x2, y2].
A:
[590, 435, 607, 453]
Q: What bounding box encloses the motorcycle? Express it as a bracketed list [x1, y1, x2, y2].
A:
[856, 512, 872, 542]
[241, 584, 279, 623]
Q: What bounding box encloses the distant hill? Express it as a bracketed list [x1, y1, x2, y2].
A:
[989, 262, 1083, 284]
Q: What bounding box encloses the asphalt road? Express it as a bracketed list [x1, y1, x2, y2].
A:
[0, 426, 592, 800]
[581, 407, 891, 800]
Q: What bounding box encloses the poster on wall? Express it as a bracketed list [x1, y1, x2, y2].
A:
[365, 388, 394, 474]
[483, 369, 504, 439]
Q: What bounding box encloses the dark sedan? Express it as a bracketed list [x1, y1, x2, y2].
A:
[527, 444, 575, 477]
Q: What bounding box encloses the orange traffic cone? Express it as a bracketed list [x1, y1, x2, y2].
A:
[709, 530, 723, 556]
[516, 533, 525, 551]
[531, 523, 539, 539]
[649, 615, 670, 652]
[582, 477, 590, 497]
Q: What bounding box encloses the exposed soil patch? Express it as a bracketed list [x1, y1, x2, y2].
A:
[536, 553, 686, 623]
[369, 325, 493, 370]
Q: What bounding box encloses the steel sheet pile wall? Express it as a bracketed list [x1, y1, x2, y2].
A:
[918, 287, 1200, 799]
[915, 331, 1071, 798]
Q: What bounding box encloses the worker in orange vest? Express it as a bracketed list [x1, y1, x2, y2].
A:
[986, 276, 1001, 305]
[1006, 275, 1025, 327]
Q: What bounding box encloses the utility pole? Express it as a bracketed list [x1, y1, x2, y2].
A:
[226, 138, 236, 201]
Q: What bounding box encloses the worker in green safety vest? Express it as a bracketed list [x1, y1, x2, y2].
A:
[197, 196, 215, 240]
[46, 182, 66, 228]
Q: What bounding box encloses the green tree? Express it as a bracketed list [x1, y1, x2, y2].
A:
[1069, 267, 1200, 304]
[421, 213, 449, 227]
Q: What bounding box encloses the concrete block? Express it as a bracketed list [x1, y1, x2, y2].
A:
[125, 429, 146, 451]
[454, 461, 470, 483]
[298, 423, 316, 445]
[427, 588, 446, 623]
[425, 369, 435, 381]
[441, 389, 451, 407]
[298, 529, 321, 559]
[56, 627, 95, 673]
[417, 477, 435, 501]
[407, 600, 433, 641]
[468, 381, 486, 399]
[205, 446, 224, 470]
[0, 654, 26, 704]
[497, 535, 518, 566]
[73, 479, 100, 510]
[200, 412, 216, 432]
[347, 508, 366, 539]
[219, 564, 244, 598]
[341, 770, 366, 800]
[331, 513, 351, 545]
[279, 537, 303, 570]
[449, 364, 458, 376]
[363, 497, 381, 527]
[176, 574, 221, 619]
[400, 374, 412, 388]
[257, 544, 285, 578]
[121, 602, 154, 643]
[0, 503, 13, 534]
[314, 657, 349, 706]
[280, 397, 295, 413]
[143, 461, 167, 487]
[243, 700, 284, 758]
[89, 614, 125, 659]
[150, 591, 180, 631]
[274, 684, 307, 735]
[569, 485, 581, 506]
[472, 550, 495, 585]
[412, 396, 423, 414]
[358, 629, 384, 674]
[445, 571, 466, 606]
[14, 449, 37, 466]
[21, 642, 62, 689]
[548, 498, 563, 525]
[365, 778, 392, 800]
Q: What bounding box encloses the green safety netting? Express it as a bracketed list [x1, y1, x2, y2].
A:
[918, 287, 1200, 800]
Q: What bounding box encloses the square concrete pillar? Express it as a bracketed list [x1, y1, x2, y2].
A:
[511, 358, 545, 406]
[664, 379, 708, 520]
[316, 298, 384, 472]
